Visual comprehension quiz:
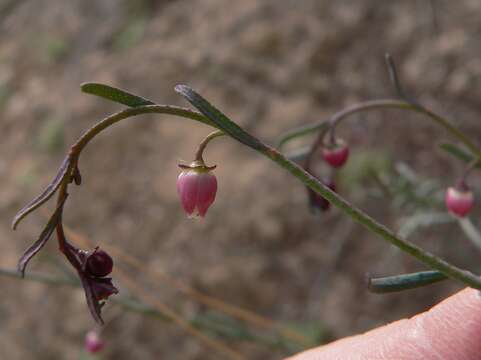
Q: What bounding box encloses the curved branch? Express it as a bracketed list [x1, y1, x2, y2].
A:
[277, 121, 330, 149]
[195, 130, 225, 163]
[302, 98, 481, 173]
[71, 105, 216, 157]
[327, 99, 479, 156]
[176, 84, 481, 290]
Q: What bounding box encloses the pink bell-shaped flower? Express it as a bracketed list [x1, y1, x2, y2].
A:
[177, 161, 217, 218]
[85, 330, 104, 354]
[322, 139, 349, 168]
[445, 186, 474, 217]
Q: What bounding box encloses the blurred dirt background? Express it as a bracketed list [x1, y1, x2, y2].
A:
[1, 0, 481, 359]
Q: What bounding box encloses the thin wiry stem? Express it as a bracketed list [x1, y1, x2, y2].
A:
[195, 130, 225, 163]
[304, 98, 481, 175]
[114, 267, 247, 360]
[63, 224, 311, 347]
[71, 105, 216, 156]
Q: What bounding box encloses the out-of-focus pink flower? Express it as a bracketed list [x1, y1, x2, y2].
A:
[322, 140, 349, 168]
[85, 330, 104, 354]
[445, 186, 474, 217]
[177, 163, 217, 218]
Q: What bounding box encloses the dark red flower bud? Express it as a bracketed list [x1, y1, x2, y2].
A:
[322, 139, 349, 168]
[86, 248, 113, 278]
[445, 186, 474, 217]
[307, 179, 336, 213]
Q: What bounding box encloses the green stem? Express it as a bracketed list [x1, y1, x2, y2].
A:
[263, 146, 481, 288]
[282, 99, 481, 160]
[3, 267, 298, 349]
[459, 157, 481, 185]
[0, 267, 78, 286]
[277, 121, 330, 149]
[71, 105, 216, 156]
[195, 130, 225, 163]
[326, 99, 481, 157]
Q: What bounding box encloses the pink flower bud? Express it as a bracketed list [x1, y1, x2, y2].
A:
[86, 248, 113, 278]
[322, 140, 349, 168]
[177, 164, 217, 218]
[85, 330, 104, 354]
[445, 186, 474, 217]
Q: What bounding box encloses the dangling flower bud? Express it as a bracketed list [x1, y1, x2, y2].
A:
[85, 248, 113, 278]
[322, 139, 349, 168]
[307, 179, 336, 213]
[85, 330, 104, 354]
[445, 186, 474, 217]
[177, 161, 217, 218]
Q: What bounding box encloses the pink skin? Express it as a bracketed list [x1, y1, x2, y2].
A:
[445, 187, 474, 217]
[288, 287, 481, 360]
[85, 330, 104, 354]
[322, 145, 349, 168]
[177, 169, 217, 218]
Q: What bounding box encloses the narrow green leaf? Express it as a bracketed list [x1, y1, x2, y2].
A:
[457, 218, 481, 252]
[285, 146, 311, 163]
[81, 83, 155, 108]
[277, 121, 329, 149]
[174, 85, 267, 151]
[397, 212, 454, 240]
[368, 270, 448, 293]
[440, 143, 481, 169]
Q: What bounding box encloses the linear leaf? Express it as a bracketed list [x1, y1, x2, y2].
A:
[277, 121, 329, 149]
[174, 85, 266, 151]
[12, 155, 71, 230]
[17, 197, 67, 276]
[81, 83, 155, 107]
[440, 143, 481, 169]
[397, 212, 453, 239]
[368, 270, 448, 293]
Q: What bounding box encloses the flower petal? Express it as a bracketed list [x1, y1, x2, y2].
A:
[196, 172, 217, 217]
[177, 171, 199, 215]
